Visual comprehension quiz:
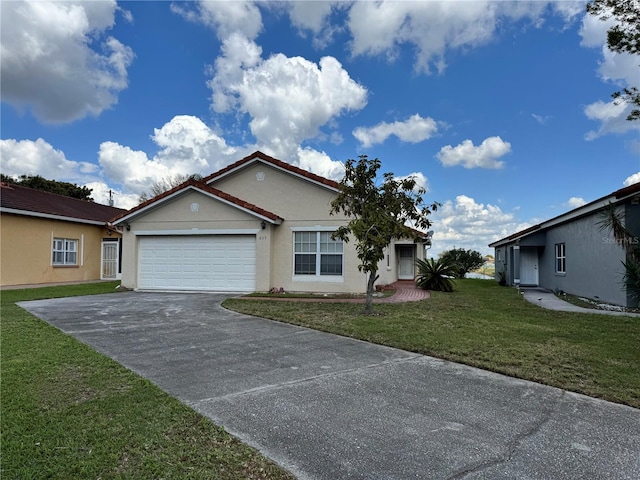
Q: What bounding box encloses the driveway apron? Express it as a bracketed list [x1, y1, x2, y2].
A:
[20, 292, 640, 480]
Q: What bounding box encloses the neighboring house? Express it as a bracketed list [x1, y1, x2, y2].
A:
[0, 183, 126, 287]
[489, 182, 640, 308]
[112, 151, 431, 293]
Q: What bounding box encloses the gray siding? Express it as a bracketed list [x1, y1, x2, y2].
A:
[624, 203, 640, 307]
[538, 210, 627, 306]
[494, 246, 508, 282]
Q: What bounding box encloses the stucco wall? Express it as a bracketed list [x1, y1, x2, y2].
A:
[0, 214, 116, 286]
[538, 210, 627, 306]
[213, 164, 371, 293]
[120, 191, 268, 290]
[121, 163, 428, 294]
[211, 163, 341, 222]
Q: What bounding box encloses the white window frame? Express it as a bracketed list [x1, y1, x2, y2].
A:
[53, 238, 78, 266]
[555, 243, 566, 274]
[292, 230, 344, 282]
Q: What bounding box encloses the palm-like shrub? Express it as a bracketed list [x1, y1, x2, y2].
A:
[415, 258, 456, 292]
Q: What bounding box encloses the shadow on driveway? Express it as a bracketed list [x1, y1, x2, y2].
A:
[20, 292, 640, 480]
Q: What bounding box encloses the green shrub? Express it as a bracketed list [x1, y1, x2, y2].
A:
[415, 258, 456, 292]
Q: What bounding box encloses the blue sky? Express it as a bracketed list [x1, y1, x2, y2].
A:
[2, 1, 639, 256]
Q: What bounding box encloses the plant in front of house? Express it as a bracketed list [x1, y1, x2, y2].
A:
[415, 258, 456, 292]
[597, 202, 640, 303]
[330, 155, 440, 313]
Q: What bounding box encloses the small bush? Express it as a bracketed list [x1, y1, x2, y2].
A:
[415, 258, 456, 292]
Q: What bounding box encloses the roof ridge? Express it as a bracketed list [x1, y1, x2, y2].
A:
[203, 150, 341, 189]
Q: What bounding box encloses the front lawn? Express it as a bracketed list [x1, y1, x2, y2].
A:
[1, 282, 294, 480]
[224, 279, 640, 408]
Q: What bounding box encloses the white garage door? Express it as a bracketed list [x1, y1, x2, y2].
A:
[138, 235, 256, 292]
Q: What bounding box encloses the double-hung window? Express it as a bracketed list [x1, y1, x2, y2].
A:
[294, 231, 343, 277]
[53, 238, 78, 266]
[555, 243, 566, 274]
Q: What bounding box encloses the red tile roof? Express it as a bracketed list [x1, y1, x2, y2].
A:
[203, 150, 342, 190]
[1, 183, 126, 224]
[111, 178, 284, 224]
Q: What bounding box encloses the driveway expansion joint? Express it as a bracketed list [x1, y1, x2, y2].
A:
[189, 354, 424, 407]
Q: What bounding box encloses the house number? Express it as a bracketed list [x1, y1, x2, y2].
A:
[258, 235, 267, 240]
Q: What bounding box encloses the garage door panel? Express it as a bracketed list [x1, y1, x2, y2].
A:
[138, 235, 256, 292]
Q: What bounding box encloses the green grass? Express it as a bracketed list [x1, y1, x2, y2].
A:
[1, 282, 294, 480]
[224, 279, 640, 408]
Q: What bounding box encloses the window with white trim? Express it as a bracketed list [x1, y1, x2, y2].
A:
[555, 243, 566, 274]
[53, 238, 78, 266]
[294, 231, 343, 276]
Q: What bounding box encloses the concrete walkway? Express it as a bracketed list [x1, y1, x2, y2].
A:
[19, 292, 640, 480]
[521, 287, 640, 317]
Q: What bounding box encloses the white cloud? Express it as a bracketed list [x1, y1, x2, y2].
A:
[171, 0, 262, 40]
[0, 138, 139, 209]
[171, 1, 367, 173]
[565, 197, 586, 208]
[353, 114, 441, 148]
[98, 116, 247, 195]
[209, 34, 368, 162]
[152, 115, 239, 171]
[347, 1, 578, 74]
[297, 147, 345, 181]
[532, 113, 551, 125]
[580, 9, 640, 140]
[394, 172, 429, 193]
[436, 136, 511, 169]
[624, 172, 640, 187]
[0, 0, 134, 124]
[84, 181, 139, 210]
[429, 195, 531, 257]
[284, 1, 346, 48]
[584, 100, 640, 140]
[0, 138, 97, 181]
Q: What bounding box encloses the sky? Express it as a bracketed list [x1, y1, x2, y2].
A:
[1, 0, 639, 257]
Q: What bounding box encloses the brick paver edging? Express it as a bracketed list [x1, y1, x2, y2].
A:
[238, 282, 430, 304]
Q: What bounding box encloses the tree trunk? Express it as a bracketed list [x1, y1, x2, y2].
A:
[364, 272, 379, 314]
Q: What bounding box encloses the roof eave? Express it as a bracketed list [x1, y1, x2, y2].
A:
[1, 207, 109, 226]
[113, 185, 284, 225]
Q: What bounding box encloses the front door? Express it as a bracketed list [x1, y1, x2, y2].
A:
[520, 248, 539, 286]
[398, 246, 415, 280]
[101, 240, 120, 280]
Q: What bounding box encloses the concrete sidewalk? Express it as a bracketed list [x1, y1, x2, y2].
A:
[19, 292, 640, 480]
[521, 287, 640, 317]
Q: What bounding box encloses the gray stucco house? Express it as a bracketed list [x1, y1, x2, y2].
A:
[489, 182, 640, 308]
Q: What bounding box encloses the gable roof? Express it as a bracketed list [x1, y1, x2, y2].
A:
[203, 150, 341, 191]
[0, 182, 126, 226]
[111, 178, 284, 225]
[489, 182, 640, 248]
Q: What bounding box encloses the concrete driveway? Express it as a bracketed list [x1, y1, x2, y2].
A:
[20, 292, 640, 480]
